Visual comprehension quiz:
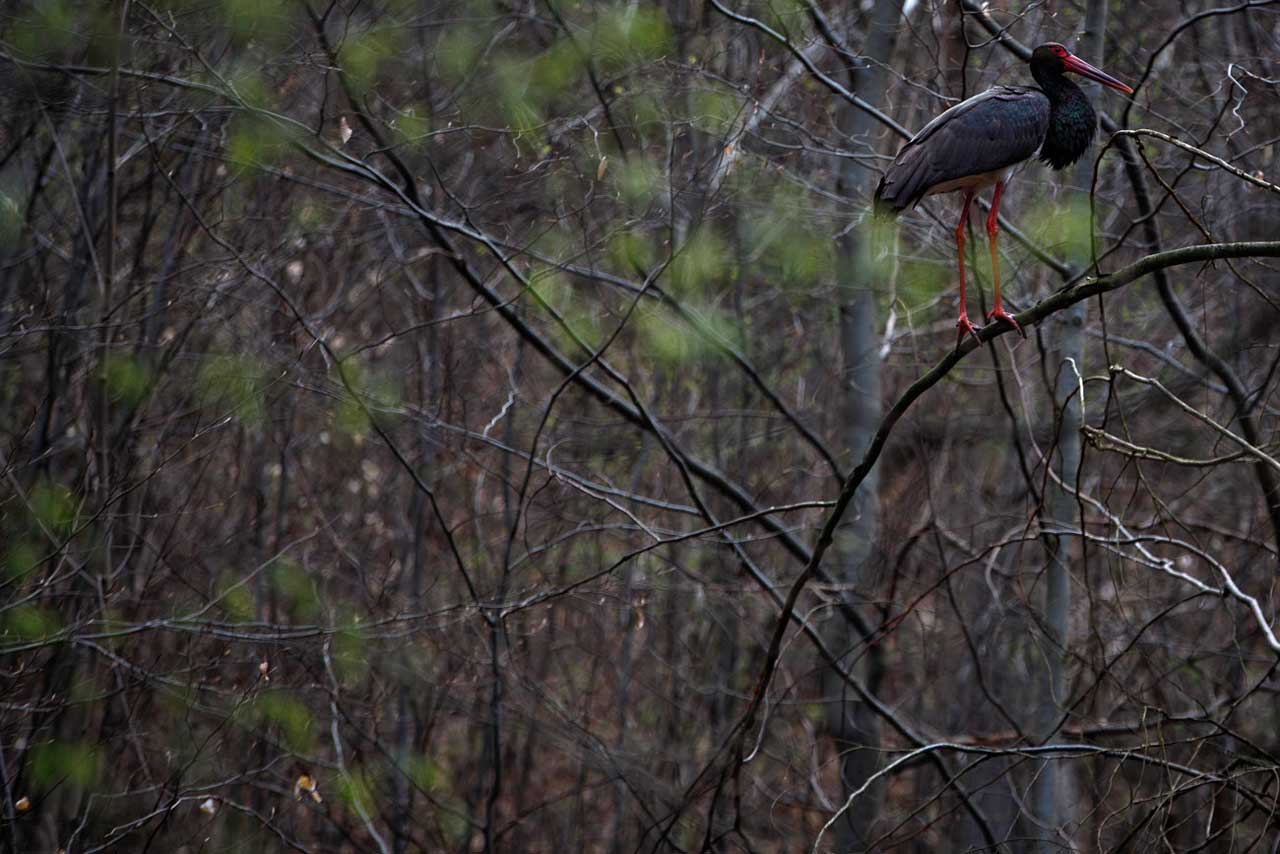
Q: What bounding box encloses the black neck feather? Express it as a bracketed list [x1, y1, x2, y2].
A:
[1033, 72, 1097, 171]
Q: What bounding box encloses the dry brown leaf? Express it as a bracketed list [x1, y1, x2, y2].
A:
[295, 774, 322, 803]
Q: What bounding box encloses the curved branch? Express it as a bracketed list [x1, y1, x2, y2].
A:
[960, 4, 1280, 551]
[738, 238, 1280, 762]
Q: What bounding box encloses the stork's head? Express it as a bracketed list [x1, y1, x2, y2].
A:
[1031, 43, 1134, 94]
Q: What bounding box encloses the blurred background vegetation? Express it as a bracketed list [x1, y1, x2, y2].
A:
[1, 0, 1278, 851]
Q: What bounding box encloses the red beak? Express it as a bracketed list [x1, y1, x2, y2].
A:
[1061, 52, 1134, 94]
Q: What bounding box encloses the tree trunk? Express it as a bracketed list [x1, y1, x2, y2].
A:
[822, 3, 903, 850]
[1033, 3, 1108, 849]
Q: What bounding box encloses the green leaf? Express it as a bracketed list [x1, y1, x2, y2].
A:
[254, 693, 314, 754]
[896, 258, 952, 310]
[29, 741, 100, 789]
[593, 7, 672, 72]
[437, 28, 482, 80]
[633, 306, 734, 366]
[339, 767, 377, 813]
[529, 41, 584, 106]
[103, 353, 151, 407]
[220, 0, 289, 45]
[340, 29, 403, 92]
[609, 230, 658, 271]
[612, 158, 661, 207]
[197, 354, 268, 427]
[405, 755, 446, 792]
[394, 109, 433, 149]
[2, 605, 62, 642]
[9, 2, 79, 59]
[333, 360, 401, 439]
[669, 230, 729, 296]
[492, 55, 544, 136]
[30, 480, 77, 535]
[216, 574, 255, 621]
[3, 540, 41, 580]
[271, 559, 320, 621]
[226, 111, 287, 168]
[1025, 196, 1094, 263]
[689, 90, 741, 133]
[331, 627, 366, 683]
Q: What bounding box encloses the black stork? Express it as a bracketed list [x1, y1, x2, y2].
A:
[873, 43, 1133, 344]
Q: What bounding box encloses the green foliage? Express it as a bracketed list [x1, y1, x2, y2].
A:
[633, 305, 736, 367]
[30, 479, 77, 536]
[755, 0, 807, 35]
[225, 66, 275, 110]
[492, 55, 544, 136]
[271, 559, 321, 622]
[688, 90, 741, 133]
[197, 354, 268, 427]
[215, 574, 255, 621]
[863, 215, 901, 284]
[609, 230, 658, 272]
[772, 232, 832, 286]
[2, 605, 62, 642]
[592, 6, 672, 72]
[669, 230, 729, 296]
[528, 269, 571, 307]
[2, 540, 40, 580]
[8, 1, 80, 59]
[29, 741, 100, 789]
[103, 353, 151, 407]
[403, 755, 466, 840]
[339, 28, 403, 92]
[333, 360, 401, 439]
[404, 754, 446, 792]
[896, 258, 952, 310]
[529, 271, 604, 350]
[634, 310, 690, 364]
[529, 40, 585, 107]
[394, 108, 432, 149]
[1025, 196, 1094, 262]
[622, 93, 665, 142]
[330, 626, 366, 684]
[436, 28, 483, 81]
[254, 692, 314, 754]
[744, 203, 834, 289]
[220, 0, 289, 45]
[612, 158, 662, 208]
[339, 766, 376, 814]
[439, 806, 470, 843]
[226, 112, 287, 169]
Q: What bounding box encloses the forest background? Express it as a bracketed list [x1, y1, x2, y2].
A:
[1, 0, 1279, 851]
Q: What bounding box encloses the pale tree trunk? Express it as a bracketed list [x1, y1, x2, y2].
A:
[1033, 3, 1108, 849]
[822, 3, 903, 850]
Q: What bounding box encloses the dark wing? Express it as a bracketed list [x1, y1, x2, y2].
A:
[874, 86, 1049, 215]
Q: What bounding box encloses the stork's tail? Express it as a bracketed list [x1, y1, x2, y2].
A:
[871, 175, 900, 222]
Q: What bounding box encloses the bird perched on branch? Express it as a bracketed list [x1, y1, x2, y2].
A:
[873, 43, 1133, 345]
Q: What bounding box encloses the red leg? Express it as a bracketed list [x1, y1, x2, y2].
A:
[985, 181, 1023, 336]
[955, 189, 979, 347]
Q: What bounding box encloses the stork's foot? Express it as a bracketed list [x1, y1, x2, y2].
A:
[985, 305, 1025, 338]
[956, 313, 982, 348]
